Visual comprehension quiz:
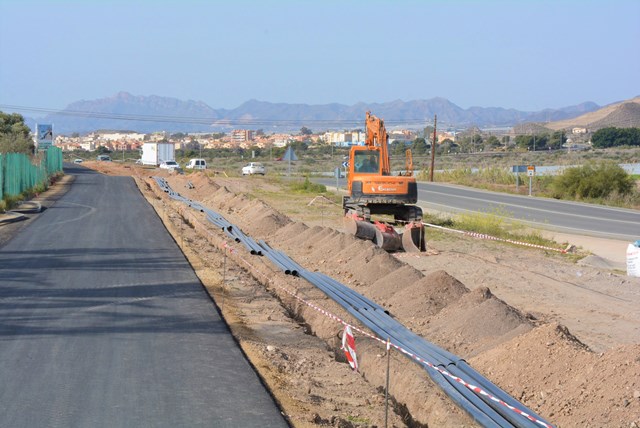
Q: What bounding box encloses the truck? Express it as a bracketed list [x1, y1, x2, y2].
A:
[141, 142, 175, 166]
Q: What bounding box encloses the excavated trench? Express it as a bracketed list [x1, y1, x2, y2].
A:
[133, 169, 639, 428]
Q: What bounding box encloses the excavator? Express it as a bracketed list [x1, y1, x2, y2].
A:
[343, 112, 426, 252]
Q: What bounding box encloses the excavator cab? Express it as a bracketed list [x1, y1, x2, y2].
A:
[353, 150, 380, 174]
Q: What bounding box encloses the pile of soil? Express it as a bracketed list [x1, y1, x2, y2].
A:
[92, 164, 640, 427]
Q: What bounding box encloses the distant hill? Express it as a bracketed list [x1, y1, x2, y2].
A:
[43, 92, 220, 134]
[543, 97, 640, 131]
[24, 91, 616, 134]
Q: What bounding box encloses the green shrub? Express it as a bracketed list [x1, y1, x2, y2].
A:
[551, 161, 635, 200]
[290, 176, 327, 193]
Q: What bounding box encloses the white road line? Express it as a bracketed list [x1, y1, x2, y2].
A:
[418, 189, 640, 226]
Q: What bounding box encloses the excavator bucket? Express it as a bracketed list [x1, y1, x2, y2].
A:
[401, 222, 426, 253]
[374, 227, 402, 251]
[344, 215, 403, 251]
[343, 215, 377, 241]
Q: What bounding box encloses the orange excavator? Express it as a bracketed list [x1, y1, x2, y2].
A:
[343, 112, 426, 252]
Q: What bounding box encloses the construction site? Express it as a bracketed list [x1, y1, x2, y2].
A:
[73, 157, 639, 428]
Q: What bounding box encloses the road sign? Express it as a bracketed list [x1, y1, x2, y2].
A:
[342, 161, 349, 168]
[527, 165, 536, 177]
[512, 165, 527, 173]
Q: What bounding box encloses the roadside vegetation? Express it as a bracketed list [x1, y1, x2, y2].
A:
[0, 112, 64, 211]
[421, 208, 574, 256]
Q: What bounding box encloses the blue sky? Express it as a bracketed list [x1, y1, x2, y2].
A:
[0, 0, 638, 113]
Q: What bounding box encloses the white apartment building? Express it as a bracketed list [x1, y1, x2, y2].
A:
[323, 131, 364, 146]
[97, 132, 146, 142]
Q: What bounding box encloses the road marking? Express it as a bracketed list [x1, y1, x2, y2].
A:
[418, 189, 640, 226]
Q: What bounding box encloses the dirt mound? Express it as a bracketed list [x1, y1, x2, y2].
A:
[365, 265, 425, 303]
[386, 270, 469, 318]
[471, 324, 640, 427]
[239, 200, 292, 237]
[412, 287, 533, 357]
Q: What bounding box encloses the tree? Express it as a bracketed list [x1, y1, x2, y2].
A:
[548, 131, 565, 150]
[592, 127, 640, 148]
[483, 135, 501, 150]
[471, 134, 483, 151]
[0, 112, 34, 154]
[438, 139, 456, 154]
[390, 141, 406, 156]
[411, 137, 428, 155]
[515, 134, 548, 151]
[184, 139, 200, 151]
[300, 126, 312, 136]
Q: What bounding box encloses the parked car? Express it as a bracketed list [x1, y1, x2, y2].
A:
[186, 158, 207, 170]
[73, 158, 83, 164]
[159, 160, 182, 172]
[242, 162, 266, 176]
[96, 155, 111, 161]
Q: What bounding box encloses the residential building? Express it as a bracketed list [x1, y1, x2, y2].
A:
[231, 129, 254, 143]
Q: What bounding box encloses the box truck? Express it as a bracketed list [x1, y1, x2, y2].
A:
[141, 142, 175, 166]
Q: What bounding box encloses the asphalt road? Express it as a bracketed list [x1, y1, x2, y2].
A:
[0, 165, 288, 428]
[321, 177, 640, 241]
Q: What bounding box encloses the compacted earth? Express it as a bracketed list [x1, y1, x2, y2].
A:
[7, 162, 640, 428]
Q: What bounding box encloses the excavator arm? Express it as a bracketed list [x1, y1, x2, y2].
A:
[365, 111, 391, 175]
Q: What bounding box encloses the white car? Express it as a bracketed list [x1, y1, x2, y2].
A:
[159, 160, 181, 171]
[73, 158, 83, 164]
[242, 162, 266, 176]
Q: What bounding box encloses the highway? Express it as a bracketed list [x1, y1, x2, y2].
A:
[0, 165, 288, 428]
[320, 177, 640, 241]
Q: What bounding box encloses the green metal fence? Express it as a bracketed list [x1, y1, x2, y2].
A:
[0, 147, 63, 200]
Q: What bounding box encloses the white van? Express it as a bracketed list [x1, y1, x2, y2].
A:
[186, 158, 207, 170]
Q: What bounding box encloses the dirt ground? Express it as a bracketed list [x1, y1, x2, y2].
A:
[9, 162, 640, 427]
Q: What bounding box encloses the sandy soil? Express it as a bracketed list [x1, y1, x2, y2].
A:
[8, 162, 640, 427]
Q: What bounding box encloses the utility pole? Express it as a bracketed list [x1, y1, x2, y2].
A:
[429, 115, 437, 182]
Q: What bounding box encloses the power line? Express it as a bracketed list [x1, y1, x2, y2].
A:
[0, 104, 437, 127]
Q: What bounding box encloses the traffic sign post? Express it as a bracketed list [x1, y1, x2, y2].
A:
[527, 165, 535, 196]
[512, 165, 527, 192]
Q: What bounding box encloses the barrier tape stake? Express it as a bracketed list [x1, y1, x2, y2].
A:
[385, 337, 391, 428]
[222, 246, 227, 312]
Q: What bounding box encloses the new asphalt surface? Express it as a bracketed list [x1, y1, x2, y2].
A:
[0, 165, 288, 427]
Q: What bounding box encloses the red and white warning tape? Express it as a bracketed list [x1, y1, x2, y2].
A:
[253, 271, 554, 428]
[423, 222, 569, 254]
[181, 206, 554, 428]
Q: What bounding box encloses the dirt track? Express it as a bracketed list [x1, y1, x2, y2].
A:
[25, 163, 640, 427]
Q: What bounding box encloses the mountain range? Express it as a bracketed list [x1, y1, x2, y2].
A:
[20, 91, 627, 135]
